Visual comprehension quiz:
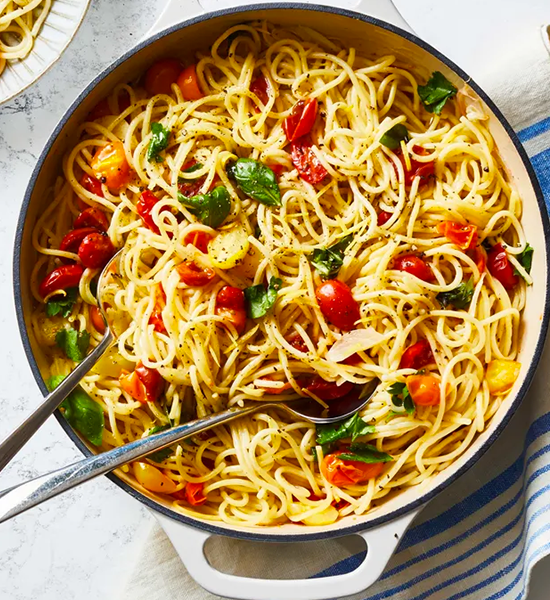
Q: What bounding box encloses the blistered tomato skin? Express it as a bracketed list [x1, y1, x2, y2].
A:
[74, 207, 109, 232]
[216, 286, 247, 334]
[78, 232, 115, 269]
[303, 377, 354, 400]
[392, 254, 435, 283]
[80, 173, 104, 197]
[60, 227, 98, 255]
[487, 243, 518, 290]
[177, 261, 216, 287]
[39, 265, 84, 299]
[406, 374, 441, 406]
[400, 339, 435, 370]
[145, 59, 182, 96]
[322, 452, 384, 486]
[91, 142, 131, 190]
[315, 280, 361, 331]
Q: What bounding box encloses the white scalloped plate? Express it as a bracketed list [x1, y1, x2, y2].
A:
[0, 0, 91, 106]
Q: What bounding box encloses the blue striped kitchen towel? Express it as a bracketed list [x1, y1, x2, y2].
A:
[120, 25, 550, 600]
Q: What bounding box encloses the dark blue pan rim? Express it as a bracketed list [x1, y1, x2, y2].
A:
[13, 3, 550, 544]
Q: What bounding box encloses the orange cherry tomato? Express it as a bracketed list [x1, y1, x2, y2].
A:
[91, 142, 131, 190]
[39, 265, 84, 299]
[145, 58, 182, 96]
[303, 377, 354, 400]
[487, 243, 518, 290]
[399, 339, 434, 370]
[184, 231, 212, 253]
[215, 285, 246, 335]
[78, 232, 115, 269]
[290, 135, 328, 184]
[177, 64, 204, 100]
[321, 451, 384, 486]
[406, 374, 441, 406]
[392, 254, 435, 282]
[315, 280, 360, 331]
[90, 305, 106, 334]
[177, 261, 216, 287]
[119, 362, 164, 404]
[74, 207, 110, 232]
[186, 482, 207, 505]
[149, 286, 167, 334]
[437, 221, 478, 250]
[473, 245, 487, 274]
[284, 98, 318, 142]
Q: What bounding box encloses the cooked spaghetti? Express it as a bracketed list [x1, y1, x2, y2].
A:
[0, 0, 51, 75]
[31, 21, 531, 527]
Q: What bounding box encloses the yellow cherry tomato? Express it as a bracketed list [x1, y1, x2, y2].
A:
[91, 350, 134, 378]
[288, 503, 339, 526]
[91, 141, 131, 190]
[208, 224, 250, 269]
[133, 462, 177, 494]
[486, 359, 521, 395]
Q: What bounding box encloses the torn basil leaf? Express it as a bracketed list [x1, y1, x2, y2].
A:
[55, 328, 90, 362]
[244, 277, 282, 318]
[338, 442, 393, 464]
[316, 412, 375, 456]
[388, 381, 414, 414]
[46, 288, 78, 318]
[147, 424, 173, 463]
[310, 234, 353, 278]
[418, 72, 458, 115]
[436, 277, 474, 310]
[147, 122, 170, 163]
[514, 243, 533, 280]
[227, 158, 281, 206]
[380, 124, 409, 150]
[178, 185, 231, 229]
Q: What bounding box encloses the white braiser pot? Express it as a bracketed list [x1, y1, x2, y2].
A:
[13, 0, 550, 598]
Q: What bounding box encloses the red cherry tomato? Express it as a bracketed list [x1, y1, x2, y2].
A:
[394, 145, 435, 187]
[250, 75, 269, 105]
[377, 211, 392, 226]
[178, 169, 208, 198]
[78, 232, 115, 269]
[291, 135, 328, 184]
[286, 331, 308, 353]
[74, 207, 110, 232]
[216, 286, 246, 335]
[90, 305, 106, 334]
[80, 173, 104, 198]
[406, 374, 441, 406]
[149, 287, 167, 334]
[315, 280, 361, 331]
[399, 339, 434, 370]
[137, 190, 162, 234]
[184, 231, 212, 253]
[60, 227, 98, 255]
[145, 59, 182, 96]
[392, 254, 435, 282]
[437, 221, 478, 250]
[177, 65, 204, 100]
[268, 163, 284, 176]
[487, 243, 518, 290]
[135, 362, 164, 403]
[39, 264, 84, 298]
[472, 245, 487, 274]
[284, 99, 318, 142]
[303, 377, 354, 400]
[321, 451, 384, 486]
[185, 482, 207, 505]
[177, 261, 216, 287]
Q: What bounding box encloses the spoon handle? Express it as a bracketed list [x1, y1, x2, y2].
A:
[0, 403, 267, 524]
[0, 329, 114, 473]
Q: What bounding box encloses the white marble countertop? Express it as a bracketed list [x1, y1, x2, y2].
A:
[2, 1, 550, 599]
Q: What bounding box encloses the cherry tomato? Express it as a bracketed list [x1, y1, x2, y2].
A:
[39, 264, 84, 298]
[177, 261, 216, 286]
[472, 245, 487, 274]
[303, 377, 354, 400]
[399, 339, 434, 370]
[177, 64, 204, 100]
[60, 227, 98, 255]
[184, 231, 212, 253]
[406, 374, 441, 406]
[89, 305, 106, 334]
[286, 331, 308, 353]
[290, 135, 328, 184]
[262, 378, 298, 395]
[344, 353, 363, 365]
[321, 451, 384, 486]
[268, 163, 284, 176]
[437, 221, 478, 250]
[135, 362, 165, 403]
[80, 173, 104, 198]
[392, 254, 435, 282]
[185, 482, 207, 505]
[394, 145, 435, 187]
[315, 280, 360, 331]
[377, 211, 392, 226]
[284, 99, 318, 142]
[145, 58, 182, 96]
[133, 462, 177, 494]
[487, 243, 518, 290]
[150, 287, 167, 334]
[216, 285, 246, 335]
[178, 174, 207, 199]
[137, 190, 161, 234]
[250, 75, 269, 104]
[74, 207, 110, 232]
[88, 90, 131, 121]
[91, 142, 131, 190]
[78, 232, 115, 269]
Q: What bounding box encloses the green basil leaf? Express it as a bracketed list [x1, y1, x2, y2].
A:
[388, 381, 414, 414]
[47, 375, 104, 446]
[45, 288, 78, 318]
[380, 124, 409, 150]
[309, 234, 353, 278]
[147, 122, 171, 163]
[481, 238, 493, 250]
[183, 162, 203, 174]
[316, 412, 375, 449]
[147, 424, 173, 463]
[514, 243, 534, 281]
[338, 442, 393, 464]
[227, 158, 281, 206]
[244, 277, 282, 319]
[418, 72, 458, 115]
[55, 328, 90, 362]
[178, 185, 231, 229]
[436, 277, 474, 309]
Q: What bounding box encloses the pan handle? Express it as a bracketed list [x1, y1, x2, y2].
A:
[156, 508, 419, 600]
[146, 0, 412, 38]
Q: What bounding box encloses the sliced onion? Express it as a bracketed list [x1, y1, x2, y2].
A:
[457, 85, 488, 121]
[326, 327, 385, 362]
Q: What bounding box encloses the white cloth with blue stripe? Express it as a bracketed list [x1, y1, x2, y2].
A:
[120, 25, 550, 600]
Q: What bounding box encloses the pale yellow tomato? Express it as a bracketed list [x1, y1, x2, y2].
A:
[208, 225, 250, 269]
[486, 359, 521, 395]
[133, 462, 177, 494]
